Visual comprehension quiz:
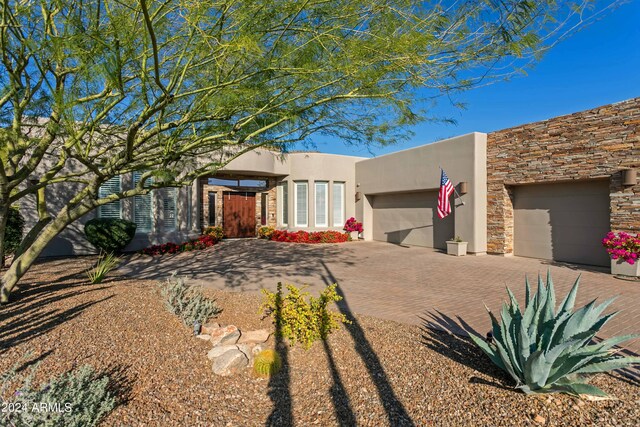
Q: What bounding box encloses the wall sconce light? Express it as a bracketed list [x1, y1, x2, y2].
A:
[622, 169, 637, 186]
[458, 181, 468, 195]
[355, 191, 362, 202]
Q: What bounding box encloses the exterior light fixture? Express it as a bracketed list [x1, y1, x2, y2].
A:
[458, 181, 468, 195]
[622, 169, 637, 186]
[355, 192, 362, 202]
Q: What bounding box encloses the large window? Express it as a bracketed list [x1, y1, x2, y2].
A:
[207, 177, 267, 189]
[133, 171, 153, 232]
[162, 187, 177, 231]
[332, 182, 345, 227]
[294, 181, 308, 227]
[315, 181, 328, 227]
[277, 182, 288, 226]
[97, 176, 121, 219]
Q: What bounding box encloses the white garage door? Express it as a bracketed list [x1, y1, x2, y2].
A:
[372, 191, 454, 249]
[513, 180, 610, 267]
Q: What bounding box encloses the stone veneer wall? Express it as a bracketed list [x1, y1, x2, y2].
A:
[486, 98, 640, 254]
[199, 176, 278, 235]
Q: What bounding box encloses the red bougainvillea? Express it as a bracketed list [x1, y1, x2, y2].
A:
[270, 230, 350, 244]
[141, 234, 218, 256]
[602, 231, 640, 265]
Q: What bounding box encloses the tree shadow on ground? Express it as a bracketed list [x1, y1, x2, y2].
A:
[322, 338, 357, 426]
[319, 260, 415, 427]
[419, 310, 513, 390]
[102, 363, 137, 406]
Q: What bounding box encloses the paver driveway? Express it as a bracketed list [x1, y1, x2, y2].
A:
[122, 239, 640, 353]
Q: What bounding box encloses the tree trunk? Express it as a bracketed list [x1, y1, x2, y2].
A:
[0, 189, 9, 268]
[0, 202, 92, 304]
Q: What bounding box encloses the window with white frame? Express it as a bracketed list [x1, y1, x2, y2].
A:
[315, 181, 328, 227]
[133, 171, 153, 232]
[332, 182, 345, 227]
[97, 176, 122, 219]
[294, 181, 308, 227]
[277, 181, 288, 226]
[162, 187, 177, 231]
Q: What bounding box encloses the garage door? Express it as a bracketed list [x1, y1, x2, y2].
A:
[513, 181, 610, 266]
[372, 191, 454, 249]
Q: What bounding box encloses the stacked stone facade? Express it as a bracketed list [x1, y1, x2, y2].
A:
[486, 98, 640, 254]
[199, 175, 278, 235]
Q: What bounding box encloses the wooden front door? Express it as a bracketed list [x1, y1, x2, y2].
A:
[222, 191, 256, 238]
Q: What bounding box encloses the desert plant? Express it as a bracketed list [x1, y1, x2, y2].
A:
[466, 271, 640, 397]
[260, 283, 350, 350]
[1, 357, 116, 427]
[202, 226, 224, 242]
[159, 274, 221, 327]
[86, 252, 120, 284]
[3, 206, 25, 258]
[258, 226, 275, 239]
[84, 218, 136, 254]
[253, 349, 282, 377]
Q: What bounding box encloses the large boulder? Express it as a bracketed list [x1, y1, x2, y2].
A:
[207, 345, 238, 361]
[212, 349, 248, 376]
[210, 325, 240, 346]
[237, 329, 270, 344]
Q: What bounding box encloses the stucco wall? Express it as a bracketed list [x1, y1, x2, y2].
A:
[355, 133, 488, 253]
[486, 98, 640, 254]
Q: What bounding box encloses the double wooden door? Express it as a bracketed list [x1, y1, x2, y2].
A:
[222, 191, 256, 238]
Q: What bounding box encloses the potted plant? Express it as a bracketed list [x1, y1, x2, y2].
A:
[602, 231, 640, 277]
[343, 217, 363, 240]
[446, 236, 467, 256]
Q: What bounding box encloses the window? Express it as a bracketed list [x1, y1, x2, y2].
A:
[208, 192, 216, 226]
[315, 181, 328, 227]
[239, 179, 267, 188]
[277, 182, 288, 226]
[162, 187, 177, 231]
[332, 182, 345, 227]
[208, 177, 238, 187]
[133, 171, 153, 232]
[261, 193, 269, 226]
[207, 177, 267, 189]
[294, 181, 308, 227]
[97, 176, 121, 219]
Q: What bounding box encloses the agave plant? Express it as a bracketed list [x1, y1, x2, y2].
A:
[466, 271, 640, 397]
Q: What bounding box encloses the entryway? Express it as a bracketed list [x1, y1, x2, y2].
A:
[223, 191, 256, 238]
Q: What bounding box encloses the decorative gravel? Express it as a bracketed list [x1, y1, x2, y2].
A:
[1, 257, 639, 426]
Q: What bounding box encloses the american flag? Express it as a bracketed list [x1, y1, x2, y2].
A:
[437, 169, 454, 219]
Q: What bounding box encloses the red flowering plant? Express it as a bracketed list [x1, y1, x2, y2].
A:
[141, 235, 217, 255]
[602, 231, 640, 265]
[269, 230, 349, 244]
[343, 217, 363, 234]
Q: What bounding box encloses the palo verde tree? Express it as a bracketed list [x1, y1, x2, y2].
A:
[0, 0, 622, 302]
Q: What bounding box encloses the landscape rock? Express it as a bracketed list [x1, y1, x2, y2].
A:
[237, 329, 270, 344]
[251, 343, 266, 356]
[201, 322, 221, 335]
[196, 334, 211, 341]
[212, 349, 249, 376]
[207, 345, 238, 361]
[236, 344, 254, 364]
[210, 325, 240, 346]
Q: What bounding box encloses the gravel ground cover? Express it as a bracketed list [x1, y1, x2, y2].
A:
[1, 256, 639, 426]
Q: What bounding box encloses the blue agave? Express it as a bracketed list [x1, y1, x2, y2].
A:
[467, 271, 640, 396]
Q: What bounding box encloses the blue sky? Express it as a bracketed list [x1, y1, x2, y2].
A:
[307, 1, 640, 157]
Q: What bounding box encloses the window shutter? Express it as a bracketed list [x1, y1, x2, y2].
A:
[163, 187, 177, 231]
[97, 176, 121, 219]
[315, 182, 328, 227]
[332, 182, 345, 227]
[295, 181, 308, 227]
[133, 171, 153, 232]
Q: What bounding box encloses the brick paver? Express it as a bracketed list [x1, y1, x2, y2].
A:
[122, 239, 640, 353]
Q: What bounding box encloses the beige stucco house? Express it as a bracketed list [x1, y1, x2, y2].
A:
[25, 98, 639, 267]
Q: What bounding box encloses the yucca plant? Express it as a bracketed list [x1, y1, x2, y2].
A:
[86, 252, 120, 284]
[466, 271, 640, 397]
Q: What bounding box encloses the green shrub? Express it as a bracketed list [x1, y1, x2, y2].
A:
[466, 271, 640, 397]
[86, 252, 120, 284]
[258, 226, 275, 239]
[4, 206, 25, 256]
[84, 218, 136, 254]
[159, 274, 222, 327]
[1, 357, 116, 427]
[253, 349, 282, 377]
[202, 226, 224, 242]
[260, 282, 350, 350]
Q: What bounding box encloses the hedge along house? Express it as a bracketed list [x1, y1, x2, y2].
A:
[21, 97, 639, 267]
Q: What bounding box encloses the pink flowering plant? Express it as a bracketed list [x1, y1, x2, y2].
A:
[602, 231, 640, 265]
[343, 217, 363, 234]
